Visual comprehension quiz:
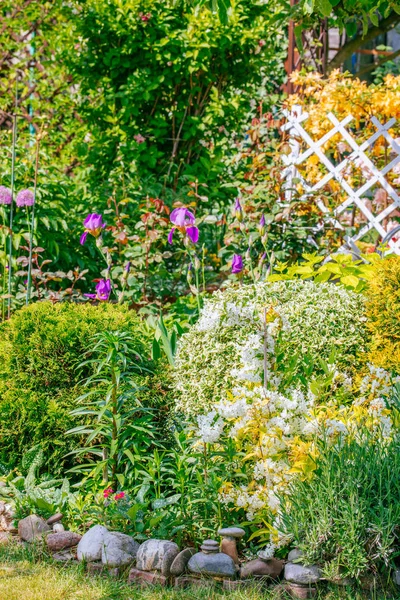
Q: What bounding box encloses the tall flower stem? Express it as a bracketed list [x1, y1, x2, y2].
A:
[26, 135, 40, 305]
[7, 115, 17, 319]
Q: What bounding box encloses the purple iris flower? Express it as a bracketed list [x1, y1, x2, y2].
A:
[232, 254, 244, 274]
[16, 189, 35, 207]
[0, 186, 12, 205]
[186, 226, 199, 244]
[234, 198, 243, 221]
[125, 262, 131, 272]
[84, 278, 111, 301]
[80, 213, 106, 245]
[170, 207, 195, 226]
[168, 206, 199, 245]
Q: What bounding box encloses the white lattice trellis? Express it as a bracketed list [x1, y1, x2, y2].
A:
[281, 108, 400, 254]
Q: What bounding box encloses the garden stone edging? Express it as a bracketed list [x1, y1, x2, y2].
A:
[284, 562, 321, 585]
[18, 515, 51, 542]
[77, 524, 108, 562]
[101, 531, 140, 567]
[136, 539, 179, 576]
[47, 531, 82, 552]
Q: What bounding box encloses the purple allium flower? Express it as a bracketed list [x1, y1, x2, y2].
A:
[80, 213, 106, 244]
[0, 186, 12, 205]
[232, 254, 243, 274]
[170, 207, 195, 227]
[84, 278, 111, 301]
[16, 189, 35, 207]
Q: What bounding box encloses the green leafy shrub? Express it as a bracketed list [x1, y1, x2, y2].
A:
[0, 301, 151, 474]
[280, 430, 400, 580]
[365, 255, 400, 373]
[173, 280, 368, 414]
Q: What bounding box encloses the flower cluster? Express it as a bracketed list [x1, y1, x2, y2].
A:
[103, 487, 125, 501]
[0, 187, 35, 206]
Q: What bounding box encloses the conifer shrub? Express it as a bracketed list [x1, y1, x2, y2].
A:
[0, 301, 151, 474]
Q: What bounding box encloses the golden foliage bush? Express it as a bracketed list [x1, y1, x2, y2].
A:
[365, 255, 400, 372]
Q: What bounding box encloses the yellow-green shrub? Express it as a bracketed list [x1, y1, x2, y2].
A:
[365, 255, 400, 372]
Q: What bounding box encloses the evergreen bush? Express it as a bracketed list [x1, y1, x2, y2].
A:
[0, 301, 151, 474]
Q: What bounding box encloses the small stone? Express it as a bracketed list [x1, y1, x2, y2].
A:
[18, 515, 51, 542]
[284, 563, 321, 585]
[46, 513, 63, 526]
[136, 539, 179, 576]
[128, 567, 167, 586]
[393, 569, 400, 586]
[0, 532, 11, 545]
[170, 547, 196, 576]
[77, 524, 108, 562]
[101, 531, 140, 568]
[52, 550, 77, 563]
[188, 548, 236, 578]
[288, 548, 304, 563]
[174, 576, 216, 589]
[47, 531, 82, 552]
[200, 539, 220, 553]
[218, 527, 245, 539]
[52, 523, 65, 533]
[240, 557, 284, 580]
[221, 538, 239, 564]
[285, 583, 317, 599]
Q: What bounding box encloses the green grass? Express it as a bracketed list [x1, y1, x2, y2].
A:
[0, 542, 397, 600]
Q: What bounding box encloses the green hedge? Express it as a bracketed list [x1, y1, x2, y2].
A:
[0, 301, 152, 475]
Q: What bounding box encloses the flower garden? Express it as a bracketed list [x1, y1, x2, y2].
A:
[1, 1, 400, 599]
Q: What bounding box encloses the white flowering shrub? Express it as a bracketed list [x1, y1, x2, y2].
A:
[174, 280, 367, 415]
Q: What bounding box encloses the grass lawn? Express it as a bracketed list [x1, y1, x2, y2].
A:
[0, 543, 397, 600]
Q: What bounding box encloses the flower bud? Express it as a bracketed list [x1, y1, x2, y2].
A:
[194, 255, 201, 271]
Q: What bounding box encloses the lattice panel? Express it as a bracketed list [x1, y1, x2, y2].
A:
[281, 109, 400, 254]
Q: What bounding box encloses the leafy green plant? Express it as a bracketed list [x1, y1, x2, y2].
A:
[0, 447, 73, 519]
[0, 301, 150, 474]
[67, 331, 155, 489]
[280, 429, 400, 580]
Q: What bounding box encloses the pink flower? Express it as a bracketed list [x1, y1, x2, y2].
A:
[103, 487, 114, 499]
[0, 186, 12, 205]
[140, 12, 151, 21]
[134, 134, 145, 144]
[258, 39, 266, 46]
[115, 491, 125, 501]
[16, 189, 35, 207]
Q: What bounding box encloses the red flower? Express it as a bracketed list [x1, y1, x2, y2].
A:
[103, 487, 114, 499]
[115, 491, 125, 501]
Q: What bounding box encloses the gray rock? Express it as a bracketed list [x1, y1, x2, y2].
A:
[52, 550, 77, 563]
[101, 531, 140, 567]
[136, 539, 179, 576]
[18, 515, 51, 542]
[188, 552, 236, 578]
[188, 543, 236, 579]
[170, 547, 196, 576]
[47, 513, 63, 526]
[47, 531, 82, 552]
[77, 525, 108, 562]
[393, 569, 400, 586]
[240, 557, 284, 579]
[284, 562, 321, 585]
[52, 523, 65, 533]
[218, 527, 245, 539]
[288, 548, 304, 563]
